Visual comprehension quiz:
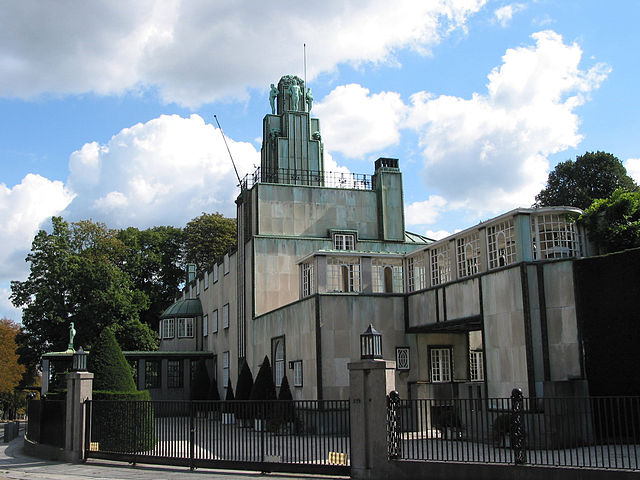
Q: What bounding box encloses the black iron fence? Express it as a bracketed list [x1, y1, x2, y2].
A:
[387, 390, 640, 470]
[85, 399, 350, 475]
[241, 167, 372, 190]
[26, 398, 66, 448]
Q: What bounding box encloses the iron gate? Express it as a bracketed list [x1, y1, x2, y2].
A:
[84, 399, 350, 475]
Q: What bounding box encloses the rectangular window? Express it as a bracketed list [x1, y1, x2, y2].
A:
[456, 232, 480, 279]
[178, 317, 194, 338]
[470, 350, 484, 381]
[430, 245, 451, 286]
[213, 264, 219, 283]
[167, 360, 183, 388]
[223, 351, 229, 390]
[145, 360, 161, 389]
[204, 272, 209, 290]
[487, 219, 516, 269]
[223, 303, 229, 329]
[334, 233, 355, 250]
[292, 360, 303, 387]
[161, 318, 175, 339]
[212, 309, 218, 334]
[191, 360, 198, 382]
[327, 256, 361, 292]
[301, 262, 314, 297]
[224, 254, 230, 275]
[396, 347, 410, 371]
[371, 258, 403, 293]
[531, 214, 580, 260]
[407, 253, 427, 292]
[430, 347, 452, 383]
[203, 314, 208, 337]
[129, 359, 139, 388]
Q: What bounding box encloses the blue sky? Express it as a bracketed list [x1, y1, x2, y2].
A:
[1, 0, 639, 321]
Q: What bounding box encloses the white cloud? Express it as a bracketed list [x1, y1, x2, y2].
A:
[314, 84, 408, 158]
[424, 229, 452, 240]
[624, 158, 640, 184]
[66, 114, 259, 228]
[0, 174, 75, 281]
[0, 0, 486, 107]
[405, 196, 448, 226]
[493, 3, 526, 27]
[405, 30, 610, 217]
[0, 287, 22, 322]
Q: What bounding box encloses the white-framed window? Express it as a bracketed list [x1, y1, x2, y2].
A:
[213, 264, 219, 283]
[292, 360, 303, 387]
[327, 256, 361, 292]
[487, 219, 516, 269]
[372, 258, 403, 293]
[203, 314, 208, 337]
[212, 309, 218, 334]
[470, 350, 484, 381]
[161, 318, 175, 339]
[224, 254, 230, 275]
[223, 351, 229, 389]
[177, 317, 194, 338]
[223, 303, 229, 329]
[430, 245, 451, 286]
[301, 262, 314, 297]
[456, 232, 480, 279]
[430, 347, 452, 383]
[204, 272, 209, 290]
[407, 253, 427, 292]
[531, 214, 580, 260]
[333, 233, 356, 250]
[396, 347, 410, 371]
[273, 337, 285, 388]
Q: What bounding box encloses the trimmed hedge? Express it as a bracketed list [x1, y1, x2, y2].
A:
[92, 390, 155, 452]
[88, 328, 137, 392]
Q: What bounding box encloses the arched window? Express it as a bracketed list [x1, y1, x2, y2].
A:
[384, 266, 393, 293]
[273, 338, 285, 388]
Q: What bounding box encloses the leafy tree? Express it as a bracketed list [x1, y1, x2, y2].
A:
[208, 376, 220, 401]
[184, 212, 236, 273]
[87, 328, 137, 392]
[0, 318, 26, 418]
[580, 189, 640, 254]
[278, 375, 293, 401]
[11, 217, 157, 372]
[535, 151, 638, 210]
[117, 226, 185, 332]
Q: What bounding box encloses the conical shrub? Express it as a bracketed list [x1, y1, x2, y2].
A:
[88, 327, 137, 392]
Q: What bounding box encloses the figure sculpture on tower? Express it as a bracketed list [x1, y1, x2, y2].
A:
[306, 88, 313, 112]
[269, 84, 279, 114]
[289, 82, 301, 111]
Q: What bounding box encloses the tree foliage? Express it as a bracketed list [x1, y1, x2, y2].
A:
[250, 356, 276, 401]
[191, 359, 211, 401]
[235, 359, 254, 401]
[535, 151, 638, 210]
[580, 189, 640, 254]
[88, 327, 138, 392]
[11, 217, 157, 371]
[0, 318, 26, 417]
[184, 212, 236, 273]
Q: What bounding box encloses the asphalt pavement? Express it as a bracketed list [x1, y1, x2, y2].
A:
[0, 429, 347, 480]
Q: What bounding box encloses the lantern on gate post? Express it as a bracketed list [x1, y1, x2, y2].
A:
[360, 324, 383, 360]
[72, 347, 87, 372]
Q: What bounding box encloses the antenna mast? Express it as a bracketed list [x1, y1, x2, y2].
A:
[214, 115, 242, 188]
[303, 43, 307, 110]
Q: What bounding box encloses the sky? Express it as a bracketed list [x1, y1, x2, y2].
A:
[1, 0, 639, 321]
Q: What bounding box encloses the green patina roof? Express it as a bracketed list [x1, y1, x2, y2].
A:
[160, 298, 203, 319]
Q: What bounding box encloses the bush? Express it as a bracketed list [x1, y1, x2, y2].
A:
[92, 390, 155, 452]
[88, 328, 137, 392]
[235, 360, 253, 421]
[223, 378, 235, 414]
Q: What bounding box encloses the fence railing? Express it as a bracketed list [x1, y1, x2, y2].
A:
[85, 399, 350, 475]
[387, 390, 640, 470]
[26, 398, 66, 448]
[240, 167, 372, 191]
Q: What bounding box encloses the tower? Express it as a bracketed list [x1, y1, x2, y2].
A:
[261, 75, 324, 185]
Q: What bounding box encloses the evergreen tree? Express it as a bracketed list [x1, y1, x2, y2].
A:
[278, 374, 293, 401]
[87, 327, 137, 392]
[250, 356, 276, 401]
[191, 359, 210, 401]
[208, 377, 220, 401]
[235, 359, 254, 400]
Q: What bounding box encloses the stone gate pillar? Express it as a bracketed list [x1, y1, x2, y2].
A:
[348, 359, 396, 480]
[65, 371, 93, 463]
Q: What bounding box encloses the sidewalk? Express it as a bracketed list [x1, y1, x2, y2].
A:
[1, 432, 347, 480]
